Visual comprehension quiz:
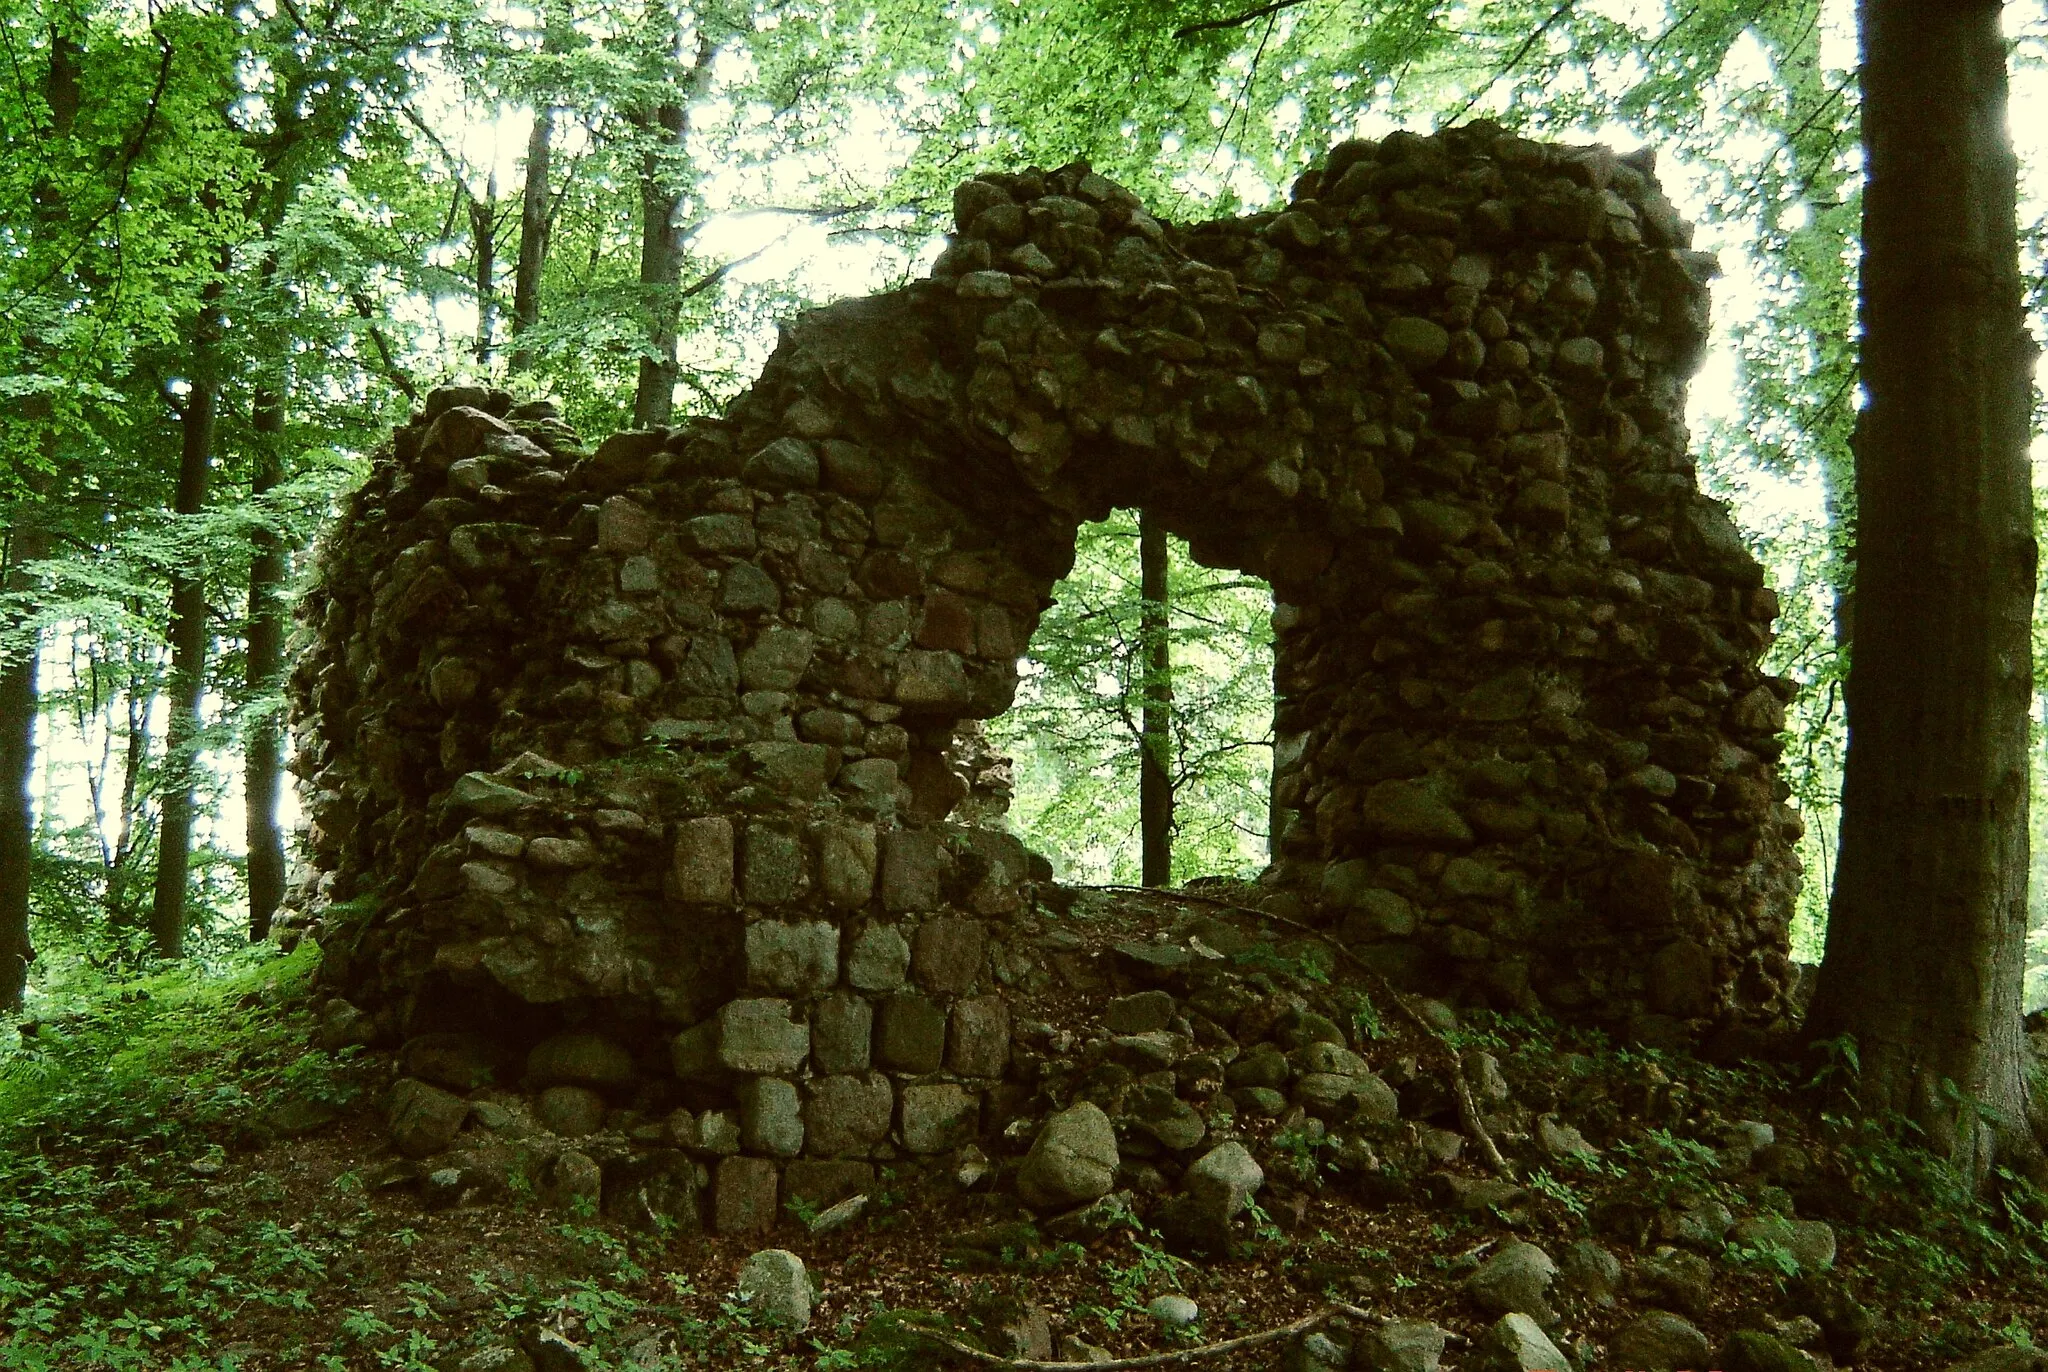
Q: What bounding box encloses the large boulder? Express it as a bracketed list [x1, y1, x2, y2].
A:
[1017, 1103, 1119, 1209]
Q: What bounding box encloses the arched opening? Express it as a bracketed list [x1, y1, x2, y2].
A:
[990, 509, 1276, 886]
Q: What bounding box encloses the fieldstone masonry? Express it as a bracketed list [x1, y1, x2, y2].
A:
[291, 123, 1803, 1228]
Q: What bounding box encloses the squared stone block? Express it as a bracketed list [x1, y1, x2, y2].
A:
[913, 917, 987, 995]
[881, 830, 946, 911]
[740, 1077, 805, 1157]
[947, 996, 1011, 1078]
[812, 992, 874, 1074]
[746, 919, 840, 995]
[819, 822, 878, 908]
[803, 1072, 894, 1158]
[714, 1155, 779, 1235]
[671, 817, 734, 905]
[743, 825, 806, 905]
[900, 1083, 976, 1155]
[875, 992, 946, 1073]
[784, 1159, 874, 1213]
[746, 741, 831, 800]
[717, 999, 809, 1074]
[847, 923, 911, 992]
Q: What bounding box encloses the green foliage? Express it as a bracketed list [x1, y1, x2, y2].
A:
[994, 511, 1274, 883]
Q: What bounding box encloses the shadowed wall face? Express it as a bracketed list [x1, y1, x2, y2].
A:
[291, 123, 1800, 1067]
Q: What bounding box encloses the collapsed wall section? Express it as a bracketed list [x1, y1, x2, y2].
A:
[290, 124, 1803, 1164]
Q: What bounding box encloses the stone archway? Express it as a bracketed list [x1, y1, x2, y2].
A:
[293, 123, 1800, 1111]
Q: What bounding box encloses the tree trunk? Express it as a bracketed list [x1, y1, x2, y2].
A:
[472, 173, 498, 365]
[1807, 0, 2038, 1183]
[244, 381, 287, 941]
[1139, 510, 1172, 887]
[630, 102, 688, 428]
[2, 26, 84, 1007]
[0, 519, 48, 1011]
[510, 1, 567, 376]
[150, 277, 225, 961]
[508, 106, 553, 376]
[630, 17, 712, 429]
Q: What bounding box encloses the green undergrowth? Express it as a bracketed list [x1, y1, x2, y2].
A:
[0, 943, 360, 1369]
[7, 944, 2048, 1369]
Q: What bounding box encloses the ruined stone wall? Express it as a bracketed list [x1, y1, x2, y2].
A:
[291, 123, 1802, 1084]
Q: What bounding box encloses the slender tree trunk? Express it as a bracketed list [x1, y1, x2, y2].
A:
[0, 518, 49, 1011]
[244, 381, 287, 941]
[107, 654, 151, 930]
[1807, 0, 2038, 1183]
[510, 1, 567, 376]
[472, 173, 498, 365]
[1139, 510, 1173, 887]
[150, 276, 225, 960]
[509, 107, 553, 376]
[1, 27, 83, 1008]
[630, 18, 712, 428]
[630, 104, 688, 428]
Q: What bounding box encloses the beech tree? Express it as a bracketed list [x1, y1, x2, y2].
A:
[1806, 0, 2040, 1181]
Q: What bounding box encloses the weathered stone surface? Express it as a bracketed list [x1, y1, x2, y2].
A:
[1473, 1314, 1570, 1372]
[1358, 1319, 1446, 1372]
[1466, 1242, 1557, 1323]
[914, 917, 987, 994]
[537, 1085, 607, 1137]
[899, 1083, 976, 1154]
[818, 823, 878, 908]
[875, 992, 947, 1072]
[812, 991, 874, 1073]
[746, 919, 839, 995]
[740, 1077, 805, 1157]
[715, 999, 810, 1074]
[1609, 1312, 1712, 1372]
[1105, 990, 1175, 1034]
[739, 1249, 813, 1331]
[714, 1156, 779, 1235]
[1731, 1216, 1836, 1273]
[803, 1073, 893, 1157]
[550, 1150, 603, 1212]
[671, 818, 734, 905]
[880, 831, 945, 911]
[1018, 1102, 1120, 1209]
[847, 923, 911, 991]
[527, 1033, 636, 1090]
[947, 996, 1010, 1077]
[388, 1078, 469, 1157]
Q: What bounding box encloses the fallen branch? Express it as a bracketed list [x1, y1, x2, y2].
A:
[1087, 884, 1515, 1180]
[913, 1301, 1374, 1369]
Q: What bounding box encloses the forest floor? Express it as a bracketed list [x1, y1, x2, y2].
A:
[4, 891, 2048, 1372]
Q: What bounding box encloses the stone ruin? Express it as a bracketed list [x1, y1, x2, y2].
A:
[290, 123, 1804, 1230]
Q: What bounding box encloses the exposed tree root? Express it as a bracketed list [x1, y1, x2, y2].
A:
[1087, 884, 1515, 1180]
[912, 1300, 1377, 1369]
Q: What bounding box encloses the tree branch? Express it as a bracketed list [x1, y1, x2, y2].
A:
[1173, 0, 1315, 40]
[913, 1301, 1373, 1369]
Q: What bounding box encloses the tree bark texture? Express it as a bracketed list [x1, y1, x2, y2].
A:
[151, 277, 224, 960]
[510, 0, 568, 376]
[1139, 511, 1173, 887]
[1, 26, 85, 1008]
[245, 382, 287, 941]
[508, 106, 553, 375]
[630, 18, 714, 429]
[1809, 0, 2038, 1181]
[472, 173, 497, 364]
[0, 521, 49, 1012]
[630, 102, 689, 428]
